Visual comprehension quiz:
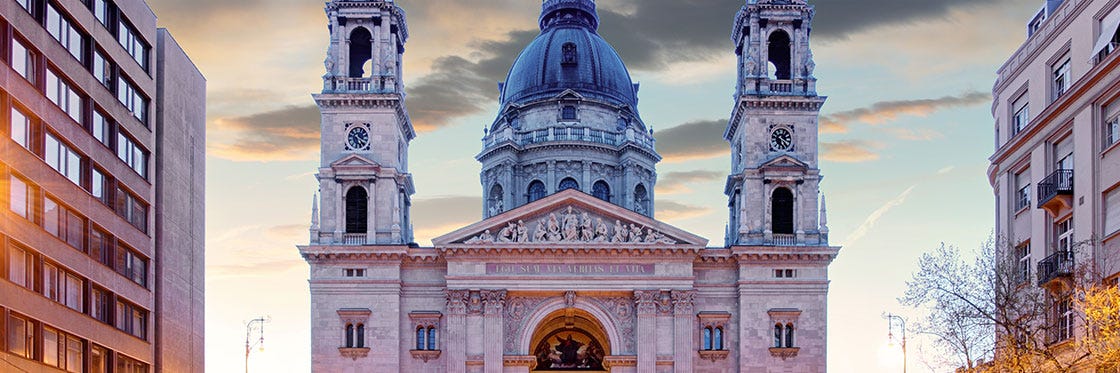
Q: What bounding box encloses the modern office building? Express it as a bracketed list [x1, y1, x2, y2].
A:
[989, 0, 1120, 362]
[301, 0, 839, 371]
[0, 0, 205, 371]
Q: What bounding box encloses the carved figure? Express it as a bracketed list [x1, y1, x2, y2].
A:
[645, 228, 659, 243]
[534, 221, 548, 242]
[547, 213, 563, 242]
[611, 220, 627, 243]
[593, 218, 608, 242]
[497, 223, 516, 242]
[516, 220, 529, 242]
[804, 49, 816, 77]
[629, 224, 643, 243]
[563, 207, 579, 241]
[580, 212, 594, 241]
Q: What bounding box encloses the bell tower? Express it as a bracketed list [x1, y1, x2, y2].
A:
[725, 0, 828, 247]
[312, 0, 415, 246]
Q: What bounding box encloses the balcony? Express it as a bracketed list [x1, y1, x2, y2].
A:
[1036, 250, 1073, 287]
[312, 232, 370, 245]
[1037, 169, 1073, 215]
[323, 76, 398, 94]
[769, 234, 796, 246]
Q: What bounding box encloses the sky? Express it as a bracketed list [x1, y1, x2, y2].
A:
[142, 0, 1041, 371]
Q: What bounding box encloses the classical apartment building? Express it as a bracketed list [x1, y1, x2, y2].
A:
[0, 0, 205, 372]
[301, 0, 839, 371]
[989, 0, 1120, 353]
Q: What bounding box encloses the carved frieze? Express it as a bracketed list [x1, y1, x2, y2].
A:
[464, 206, 676, 245]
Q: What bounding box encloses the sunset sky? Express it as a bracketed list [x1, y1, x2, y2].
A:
[143, 0, 1042, 371]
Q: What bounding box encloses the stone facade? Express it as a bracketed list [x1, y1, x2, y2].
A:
[301, 0, 839, 372]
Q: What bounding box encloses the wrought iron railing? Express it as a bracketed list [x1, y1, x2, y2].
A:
[1036, 169, 1073, 208]
[1036, 250, 1073, 286]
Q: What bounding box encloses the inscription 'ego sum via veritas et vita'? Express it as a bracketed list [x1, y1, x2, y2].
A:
[485, 263, 655, 276]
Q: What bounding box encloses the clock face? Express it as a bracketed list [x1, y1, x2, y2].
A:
[347, 126, 370, 150]
[770, 128, 793, 151]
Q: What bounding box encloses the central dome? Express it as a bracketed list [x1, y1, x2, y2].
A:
[500, 0, 638, 108]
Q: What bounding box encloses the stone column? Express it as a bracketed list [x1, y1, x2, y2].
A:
[672, 290, 695, 372]
[634, 290, 658, 371]
[333, 182, 344, 242]
[547, 161, 556, 194]
[366, 180, 376, 244]
[446, 290, 469, 373]
[372, 18, 381, 78]
[482, 290, 507, 373]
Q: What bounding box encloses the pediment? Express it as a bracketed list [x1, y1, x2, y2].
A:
[760, 155, 808, 170]
[432, 189, 709, 247]
[555, 89, 585, 101]
[331, 154, 381, 170]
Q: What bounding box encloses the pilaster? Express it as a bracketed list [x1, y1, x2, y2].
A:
[634, 290, 658, 371]
[446, 290, 469, 373]
[672, 290, 695, 372]
[481, 289, 507, 373]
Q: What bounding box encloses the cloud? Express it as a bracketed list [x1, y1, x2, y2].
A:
[657, 170, 724, 195]
[207, 224, 308, 278]
[887, 127, 945, 141]
[411, 196, 484, 244]
[821, 91, 990, 134]
[654, 119, 729, 162]
[209, 105, 321, 162]
[810, 0, 1008, 42]
[656, 200, 713, 222]
[845, 185, 917, 244]
[821, 140, 883, 163]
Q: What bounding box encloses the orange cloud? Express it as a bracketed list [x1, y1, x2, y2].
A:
[820, 91, 989, 134]
[821, 140, 883, 163]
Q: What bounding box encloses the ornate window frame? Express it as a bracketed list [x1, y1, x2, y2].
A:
[409, 311, 442, 363]
[697, 311, 731, 362]
[337, 308, 371, 360]
[768, 308, 801, 360]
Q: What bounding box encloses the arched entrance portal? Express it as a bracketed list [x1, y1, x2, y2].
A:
[528, 309, 610, 371]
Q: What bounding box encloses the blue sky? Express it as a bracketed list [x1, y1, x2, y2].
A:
[144, 0, 1042, 371]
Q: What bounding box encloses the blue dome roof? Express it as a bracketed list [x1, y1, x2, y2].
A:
[500, 0, 638, 108]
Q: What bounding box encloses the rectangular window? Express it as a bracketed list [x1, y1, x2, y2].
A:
[91, 167, 109, 205]
[15, 0, 31, 13]
[91, 286, 110, 323]
[46, 4, 85, 62]
[1015, 171, 1031, 211]
[774, 269, 796, 278]
[90, 227, 112, 266]
[11, 36, 34, 83]
[115, 300, 148, 340]
[116, 244, 147, 286]
[93, 49, 112, 88]
[116, 188, 147, 232]
[43, 326, 60, 367]
[117, 132, 147, 178]
[43, 261, 60, 302]
[1108, 117, 1120, 149]
[117, 21, 148, 70]
[91, 344, 108, 373]
[344, 268, 366, 277]
[1057, 297, 1073, 341]
[10, 106, 30, 149]
[1012, 95, 1030, 136]
[92, 110, 112, 147]
[10, 174, 30, 218]
[7, 314, 34, 359]
[1053, 58, 1071, 100]
[116, 76, 147, 122]
[46, 69, 84, 123]
[64, 272, 83, 312]
[117, 353, 149, 373]
[93, 0, 110, 27]
[1018, 243, 1030, 284]
[46, 133, 83, 185]
[65, 335, 82, 373]
[1107, 188, 1120, 236]
[1057, 218, 1073, 253]
[44, 197, 86, 250]
[8, 245, 32, 288]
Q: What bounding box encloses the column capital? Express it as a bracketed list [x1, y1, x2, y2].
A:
[481, 289, 508, 315]
[446, 289, 470, 315]
[671, 290, 695, 315]
[634, 290, 659, 315]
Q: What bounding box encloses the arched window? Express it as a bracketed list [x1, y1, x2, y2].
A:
[774, 324, 783, 348]
[488, 184, 504, 216]
[528, 180, 546, 203]
[701, 327, 712, 350]
[772, 187, 794, 235]
[559, 177, 579, 192]
[345, 186, 368, 234]
[416, 327, 426, 350]
[767, 30, 791, 80]
[356, 324, 365, 348]
[592, 181, 610, 202]
[348, 28, 373, 78]
[345, 324, 354, 348]
[714, 327, 724, 350]
[427, 327, 437, 350]
[634, 184, 649, 215]
[785, 323, 794, 348]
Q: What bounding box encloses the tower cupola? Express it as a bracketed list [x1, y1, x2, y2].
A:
[539, 0, 599, 31]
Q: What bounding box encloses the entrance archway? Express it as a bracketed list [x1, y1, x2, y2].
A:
[528, 309, 611, 371]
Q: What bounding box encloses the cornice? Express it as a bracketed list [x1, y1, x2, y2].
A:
[730, 245, 840, 264]
[726, 95, 826, 140]
[437, 245, 704, 259]
[313, 93, 416, 140]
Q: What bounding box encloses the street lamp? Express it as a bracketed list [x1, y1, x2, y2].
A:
[885, 313, 907, 373]
[245, 316, 270, 373]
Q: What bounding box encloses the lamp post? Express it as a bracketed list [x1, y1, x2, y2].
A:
[245, 316, 270, 373]
[885, 313, 907, 373]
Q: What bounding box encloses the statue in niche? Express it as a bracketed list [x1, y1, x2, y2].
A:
[547, 213, 563, 242]
[534, 221, 548, 242]
[745, 43, 759, 76]
[516, 220, 529, 242]
[611, 220, 627, 243]
[563, 207, 580, 242]
[580, 212, 594, 241]
[594, 218, 608, 242]
[804, 49, 816, 77]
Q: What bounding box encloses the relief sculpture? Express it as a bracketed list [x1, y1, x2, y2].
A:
[464, 206, 677, 245]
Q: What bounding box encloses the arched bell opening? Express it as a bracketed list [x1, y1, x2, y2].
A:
[528, 309, 610, 371]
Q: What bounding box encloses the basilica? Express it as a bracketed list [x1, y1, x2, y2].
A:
[298, 0, 839, 371]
